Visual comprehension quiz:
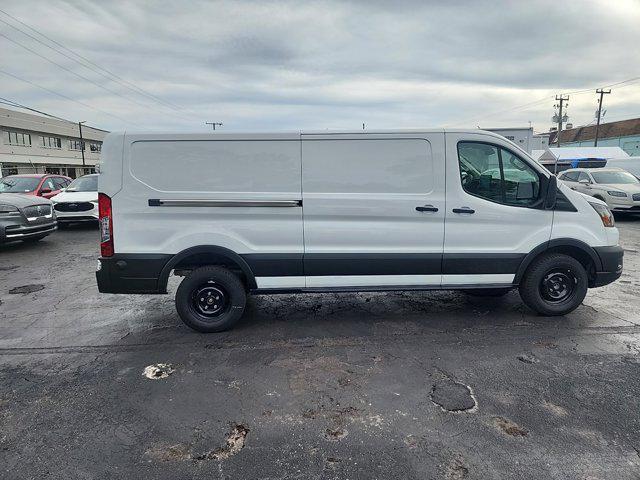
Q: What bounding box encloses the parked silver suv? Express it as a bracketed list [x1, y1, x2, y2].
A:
[0, 193, 57, 244]
[558, 167, 640, 212]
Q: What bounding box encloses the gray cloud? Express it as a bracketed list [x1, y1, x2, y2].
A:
[0, 0, 638, 133]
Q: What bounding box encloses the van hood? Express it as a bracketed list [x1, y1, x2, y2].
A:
[50, 190, 98, 202]
[0, 192, 52, 208]
[575, 190, 607, 206]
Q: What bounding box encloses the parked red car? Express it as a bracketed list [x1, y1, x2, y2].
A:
[0, 174, 72, 199]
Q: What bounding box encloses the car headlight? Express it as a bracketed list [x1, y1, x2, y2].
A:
[589, 202, 615, 227]
[0, 203, 20, 216]
[607, 190, 627, 197]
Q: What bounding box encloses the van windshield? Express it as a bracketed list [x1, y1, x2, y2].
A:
[66, 175, 98, 192]
[591, 171, 639, 184]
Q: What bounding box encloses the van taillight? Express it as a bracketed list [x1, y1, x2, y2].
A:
[98, 192, 114, 257]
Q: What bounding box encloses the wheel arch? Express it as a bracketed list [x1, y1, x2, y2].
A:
[514, 238, 602, 285]
[158, 245, 257, 292]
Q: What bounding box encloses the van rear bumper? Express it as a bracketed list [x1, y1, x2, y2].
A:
[592, 245, 624, 287]
[96, 254, 172, 294]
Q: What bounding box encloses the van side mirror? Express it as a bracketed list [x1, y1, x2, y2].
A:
[544, 175, 557, 210]
[578, 178, 590, 185]
[516, 181, 534, 200]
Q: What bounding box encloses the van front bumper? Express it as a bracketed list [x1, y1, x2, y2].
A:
[96, 254, 172, 294]
[592, 245, 624, 287]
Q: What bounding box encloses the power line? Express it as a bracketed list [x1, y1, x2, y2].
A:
[0, 96, 71, 122]
[0, 8, 186, 113]
[447, 76, 640, 127]
[0, 68, 138, 126]
[0, 32, 168, 113]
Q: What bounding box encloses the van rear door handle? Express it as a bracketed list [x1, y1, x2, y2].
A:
[452, 207, 475, 214]
[416, 205, 439, 212]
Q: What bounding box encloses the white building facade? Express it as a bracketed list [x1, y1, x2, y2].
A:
[0, 106, 107, 178]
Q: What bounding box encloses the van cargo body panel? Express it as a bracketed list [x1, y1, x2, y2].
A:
[115, 135, 304, 257]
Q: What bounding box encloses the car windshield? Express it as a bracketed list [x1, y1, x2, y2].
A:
[66, 175, 98, 192]
[0, 177, 40, 193]
[591, 171, 639, 184]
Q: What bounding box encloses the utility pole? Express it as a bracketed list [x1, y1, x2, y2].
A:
[205, 122, 223, 131]
[78, 121, 86, 174]
[594, 88, 611, 146]
[554, 95, 569, 148]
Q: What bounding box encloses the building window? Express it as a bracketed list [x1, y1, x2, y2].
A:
[40, 135, 62, 149]
[69, 139, 84, 151]
[89, 142, 102, 153]
[4, 130, 32, 146]
[0, 164, 19, 176]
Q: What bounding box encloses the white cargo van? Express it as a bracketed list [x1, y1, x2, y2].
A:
[96, 130, 623, 332]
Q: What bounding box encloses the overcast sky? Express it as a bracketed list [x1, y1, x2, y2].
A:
[1, 0, 639, 133]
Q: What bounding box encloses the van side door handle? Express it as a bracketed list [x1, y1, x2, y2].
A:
[452, 207, 475, 214]
[415, 205, 439, 212]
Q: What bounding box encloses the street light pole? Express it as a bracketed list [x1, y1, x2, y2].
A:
[78, 121, 86, 174]
[205, 122, 223, 131]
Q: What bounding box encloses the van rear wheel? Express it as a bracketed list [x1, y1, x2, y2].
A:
[175, 266, 246, 333]
[519, 253, 588, 316]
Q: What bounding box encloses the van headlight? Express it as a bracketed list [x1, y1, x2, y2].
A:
[607, 190, 627, 197]
[589, 202, 615, 227]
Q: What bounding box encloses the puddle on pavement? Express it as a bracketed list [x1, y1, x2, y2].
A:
[431, 378, 477, 412]
[8, 284, 44, 294]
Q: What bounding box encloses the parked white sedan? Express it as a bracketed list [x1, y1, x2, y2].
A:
[558, 167, 640, 212]
[50, 174, 99, 224]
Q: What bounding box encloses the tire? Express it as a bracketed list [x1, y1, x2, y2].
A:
[175, 266, 246, 332]
[518, 253, 588, 316]
[463, 288, 511, 297]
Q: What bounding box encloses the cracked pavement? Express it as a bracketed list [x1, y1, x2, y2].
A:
[1, 220, 639, 479]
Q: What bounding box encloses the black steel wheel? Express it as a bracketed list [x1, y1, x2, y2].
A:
[176, 266, 246, 332]
[539, 269, 577, 303]
[519, 253, 588, 316]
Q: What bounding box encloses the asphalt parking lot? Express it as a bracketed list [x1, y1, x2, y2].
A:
[1, 220, 640, 479]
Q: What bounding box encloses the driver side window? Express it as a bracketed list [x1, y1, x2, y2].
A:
[578, 172, 591, 183]
[457, 142, 540, 207]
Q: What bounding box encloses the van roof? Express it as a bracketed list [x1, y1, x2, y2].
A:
[109, 128, 506, 137]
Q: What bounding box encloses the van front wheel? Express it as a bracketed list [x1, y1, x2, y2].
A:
[519, 253, 588, 316]
[175, 266, 246, 332]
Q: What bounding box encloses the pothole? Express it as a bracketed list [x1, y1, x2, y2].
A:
[517, 353, 539, 364]
[324, 427, 348, 441]
[431, 379, 477, 412]
[445, 454, 469, 479]
[145, 443, 191, 461]
[493, 416, 528, 437]
[195, 424, 250, 461]
[142, 363, 175, 380]
[9, 284, 44, 294]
